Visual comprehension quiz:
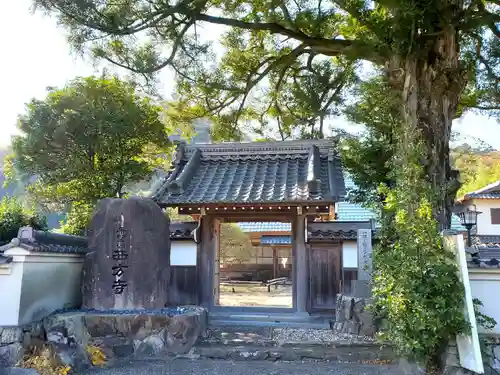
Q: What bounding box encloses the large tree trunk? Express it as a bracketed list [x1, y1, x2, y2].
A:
[388, 26, 465, 231]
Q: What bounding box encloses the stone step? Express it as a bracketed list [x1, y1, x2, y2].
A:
[194, 325, 395, 363]
[209, 319, 330, 329]
[192, 342, 395, 363]
[209, 312, 331, 328]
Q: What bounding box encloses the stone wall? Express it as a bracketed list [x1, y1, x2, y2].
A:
[0, 323, 44, 368]
[331, 294, 378, 337]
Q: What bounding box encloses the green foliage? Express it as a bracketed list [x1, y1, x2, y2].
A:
[0, 197, 47, 245]
[219, 223, 255, 264]
[10, 75, 173, 206]
[454, 151, 500, 196]
[341, 76, 400, 207]
[372, 135, 468, 371]
[60, 202, 95, 236]
[33, 0, 500, 140]
[473, 298, 497, 331]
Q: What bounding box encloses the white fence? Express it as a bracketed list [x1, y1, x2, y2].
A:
[0, 246, 85, 326]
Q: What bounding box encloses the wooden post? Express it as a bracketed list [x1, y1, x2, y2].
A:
[273, 247, 278, 279]
[293, 212, 308, 314]
[197, 215, 216, 308]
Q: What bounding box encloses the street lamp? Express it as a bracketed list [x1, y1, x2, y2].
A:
[458, 204, 482, 247]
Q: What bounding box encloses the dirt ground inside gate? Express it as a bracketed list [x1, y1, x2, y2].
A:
[218, 284, 293, 307]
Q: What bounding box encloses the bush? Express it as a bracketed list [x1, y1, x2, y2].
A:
[0, 196, 47, 245]
[60, 202, 95, 236]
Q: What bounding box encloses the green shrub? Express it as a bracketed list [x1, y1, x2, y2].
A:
[0, 196, 47, 245]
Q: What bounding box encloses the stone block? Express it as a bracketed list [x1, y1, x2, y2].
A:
[195, 346, 229, 359]
[335, 295, 353, 322]
[229, 349, 269, 361]
[343, 321, 361, 335]
[0, 328, 23, 346]
[112, 344, 134, 358]
[84, 317, 118, 338]
[350, 280, 372, 298]
[163, 308, 208, 354]
[493, 344, 500, 360]
[398, 358, 426, 375]
[0, 343, 24, 368]
[41, 308, 207, 360]
[292, 347, 325, 359]
[5, 368, 41, 375]
[82, 197, 171, 310]
[135, 335, 165, 357]
[50, 342, 91, 373]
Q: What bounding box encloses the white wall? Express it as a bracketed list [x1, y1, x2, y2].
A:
[0, 247, 85, 326]
[0, 257, 24, 326]
[469, 199, 500, 235]
[170, 241, 197, 266]
[342, 241, 358, 268]
[469, 268, 500, 335]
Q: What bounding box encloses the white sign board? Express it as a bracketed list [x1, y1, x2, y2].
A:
[444, 234, 484, 374]
[170, 241, 197, 266]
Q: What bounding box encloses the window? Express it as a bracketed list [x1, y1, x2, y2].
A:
[491, 208, 500, 225]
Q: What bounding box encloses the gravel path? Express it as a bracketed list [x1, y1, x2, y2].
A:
[79, 359, 404, 375]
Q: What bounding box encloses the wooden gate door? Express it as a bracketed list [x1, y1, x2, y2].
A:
[308, 243, 342, 311]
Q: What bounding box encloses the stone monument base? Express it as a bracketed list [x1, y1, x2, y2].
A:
[39, 306, 207, 370]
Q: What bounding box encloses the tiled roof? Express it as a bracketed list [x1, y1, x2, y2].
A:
[169, 222, 198, 240]
[231, 171, 465, 234]
[307, 221, 375, 241]
[471, 235, 500, 264]
[12, 227, 89, 254]
[238, 222, 291, 232]
[460, 180, 500, 202]
[261, 235, 292, 245]
[340, 176, 378, 222]
[464, 193, 500, 199]
[151, 140, 345, 206]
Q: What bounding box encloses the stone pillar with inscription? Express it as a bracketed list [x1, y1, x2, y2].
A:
[352, 228, 373, 298]
[82, 197, 171, 310]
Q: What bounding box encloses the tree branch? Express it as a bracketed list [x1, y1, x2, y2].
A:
[195, 13, 386, 62]
[98, 18, 194, 74]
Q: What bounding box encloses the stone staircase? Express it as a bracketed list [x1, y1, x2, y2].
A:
[189, 325, 395, 363]
[209, 312, 332, 329]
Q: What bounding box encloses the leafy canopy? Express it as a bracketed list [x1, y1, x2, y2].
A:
[9, 75, 173, 206]
[34, 0, 499, 139]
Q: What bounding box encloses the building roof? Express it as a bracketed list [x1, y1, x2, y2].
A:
[0, 227, 89, 254]
[473, 235, 500, 259]
[238, 222, 291, 232]
[169, 222, 198, 240]
[307, 221, 376, 242]
[261, 235, 292, 245]
[151, 140, 345, 207]
[459, 180, 500, 202]
[236, 173, 465, 234]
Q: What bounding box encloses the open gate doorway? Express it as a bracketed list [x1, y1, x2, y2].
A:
[214, 221, 293, 308]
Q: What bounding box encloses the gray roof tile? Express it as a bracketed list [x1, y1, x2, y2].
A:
[152, 140, 345, 206]
[465, 192, 500, 199]
[18, 228, 89, 254]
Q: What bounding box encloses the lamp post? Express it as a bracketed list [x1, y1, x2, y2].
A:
[458, 204, 481, 247]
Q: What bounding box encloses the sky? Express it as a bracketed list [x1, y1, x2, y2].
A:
[1, 1, 499, 149]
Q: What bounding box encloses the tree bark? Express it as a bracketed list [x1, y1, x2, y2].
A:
[387, 26, 465, 230]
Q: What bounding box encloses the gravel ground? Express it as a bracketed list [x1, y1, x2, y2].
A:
[272, 327, 376, 343]
[78, 359, 404, 375]
[219, 285, 293, 307]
